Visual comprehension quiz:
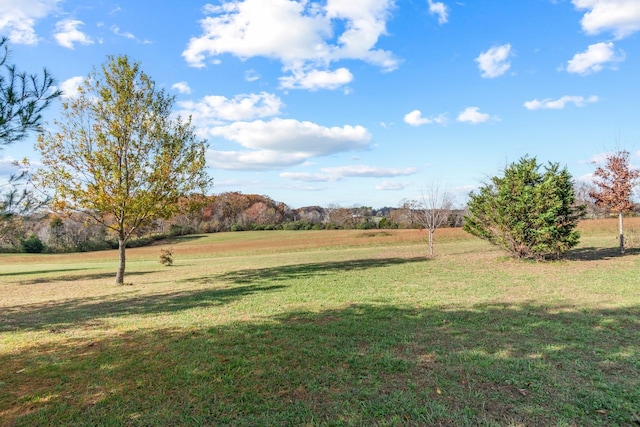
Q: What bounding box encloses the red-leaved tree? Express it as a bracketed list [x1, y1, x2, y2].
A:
[589, 150, 640, 254]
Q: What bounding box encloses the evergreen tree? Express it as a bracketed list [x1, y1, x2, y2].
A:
[464, 156, 585, 259]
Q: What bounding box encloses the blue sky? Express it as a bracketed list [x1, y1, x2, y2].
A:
[1, 0, 639, 208]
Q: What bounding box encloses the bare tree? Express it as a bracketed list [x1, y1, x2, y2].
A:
[589, 150, 640, 254]
[411, 184, 454, 256]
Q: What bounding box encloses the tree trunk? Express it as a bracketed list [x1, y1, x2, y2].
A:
[429, 229, 435, 257]
[116, 237, 126, 284]
[619, 212, 625, 255]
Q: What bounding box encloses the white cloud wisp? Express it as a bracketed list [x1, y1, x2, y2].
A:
[524, 95, 599, 110]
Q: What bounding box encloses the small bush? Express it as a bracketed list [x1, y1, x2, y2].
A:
[169, 224, 196, 236]
[20, 235, 44, 253]
[159, 247, 174, 266]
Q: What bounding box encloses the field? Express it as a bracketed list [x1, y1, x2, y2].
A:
[1, 219, 639, 426]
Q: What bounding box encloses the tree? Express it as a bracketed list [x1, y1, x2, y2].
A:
[1, 36, 60, 225]
[589, 150, 640, 254]
[0, 37, 60, 146]
[463, 156, 585, 260]
[410, 184, 454, 256]
[35, 55, 210, 284]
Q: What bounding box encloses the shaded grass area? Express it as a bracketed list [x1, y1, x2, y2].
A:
[0, 284, 286, 333]
[1, 302, 639, 426]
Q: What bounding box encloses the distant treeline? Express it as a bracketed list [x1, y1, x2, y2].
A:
[0, 189, 633, 254]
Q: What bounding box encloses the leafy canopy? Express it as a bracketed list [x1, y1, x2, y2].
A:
[463, 156, 585, 260]
[589, 150, 639, 214]
[35, 55, 210, 283]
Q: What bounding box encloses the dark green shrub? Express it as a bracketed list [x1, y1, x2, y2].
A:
[20, 235, 44, 253]
[464, 156, 585, 260]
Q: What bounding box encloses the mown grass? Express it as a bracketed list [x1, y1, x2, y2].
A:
[1, 221, 640, 426]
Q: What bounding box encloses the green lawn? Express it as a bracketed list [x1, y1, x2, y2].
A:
[1, 225, 639, 426]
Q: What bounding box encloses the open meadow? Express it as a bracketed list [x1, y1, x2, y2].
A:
[1, 219, 639, 426]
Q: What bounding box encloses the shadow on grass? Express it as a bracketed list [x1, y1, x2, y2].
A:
[2, 303, 639, 426]
[567, 246, 640, 261]
[159, 234, 208, 245]
[0, 284, 285, 332]
[15, 270, 156, 285]
[211, 256, 427, 285]
[0, 267, 96, 278]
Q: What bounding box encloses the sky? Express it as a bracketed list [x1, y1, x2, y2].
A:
[1, 0, 639, 209]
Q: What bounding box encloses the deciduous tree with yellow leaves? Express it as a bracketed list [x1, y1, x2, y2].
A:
[35, 55, 210, 284]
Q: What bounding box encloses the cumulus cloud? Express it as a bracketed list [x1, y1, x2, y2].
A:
[58, 76, 85, 99]
[457, 107, 491, 124]
[172, 81, 192, 94]
[279, 67, 354, 91]
[573, 0, 640, 39]
[566, 42, 625, 75]
[182, 0, 397, 90]
[475, 44, 512, 78]
[403, 110, 447, 126]
[207, 119, 371, 170]
[54, 19, 93, 49]
[0, 0, 58, 45]
[178, 92, 284, 127]
[208, 150, 308, 170]
[210, 119, 371, 155]
[427, 0, 449, 24]
[524, 95, 599, 110]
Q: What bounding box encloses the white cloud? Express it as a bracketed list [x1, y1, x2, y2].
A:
[245, 69, 260, 82]
[110, 25, 135, 39]
[0, 156, 19, 176]
[475, 44, 512, 78]
[280, 172, 335, 182]
[182, 0, 397, 90]
[207, 118, 371, 170]
[457, 107, 491, 124]
[279, 67, 354, 91]
[573, 0, 640, 39]
[172, 81, 192, 94]
[58, 76, 85, 99]
[320, 165, 417, 178]
[427, 0, 449, 24]
[54, 19, 94, 49]
[0, 0, 59, 45]
[210, 119, 371, 155]
[566, 42, 624, 75]
[376, 180, 411, 191]
[403, 110, 447, 126]
[281, 165, 417, 183]
[524, 95, 599, 110]
[178, 92, 284, 127]
[208, 150, 307, 170]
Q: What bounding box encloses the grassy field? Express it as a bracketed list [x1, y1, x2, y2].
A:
[1, 219, 639, 426]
